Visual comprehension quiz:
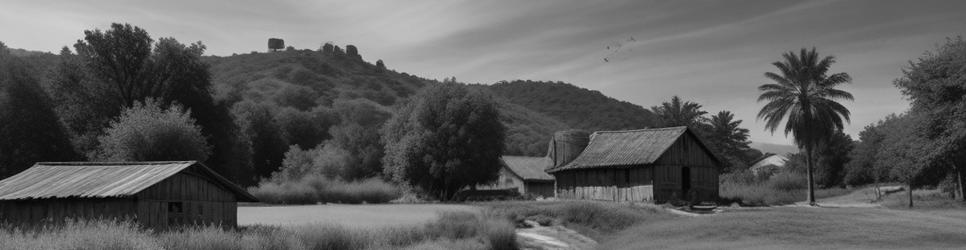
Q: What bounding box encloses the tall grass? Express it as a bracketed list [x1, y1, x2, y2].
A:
[0, 212, 517, 250]
[249, 176, 401, 204]
[720, 170, 849, 206]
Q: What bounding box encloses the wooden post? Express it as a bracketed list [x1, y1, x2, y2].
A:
[908, 179, 914, 208]
[957, 162, 966, 201]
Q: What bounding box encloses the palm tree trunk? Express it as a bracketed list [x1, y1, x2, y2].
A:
[806, 146, 816, 205]
[956, 163, 966, 201]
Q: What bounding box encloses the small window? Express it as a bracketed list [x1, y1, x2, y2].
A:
[168, 202, 183, 214]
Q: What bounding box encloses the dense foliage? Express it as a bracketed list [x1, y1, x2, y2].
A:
[0, 43, 79, 179]
[650, 96, 760, 171]
[383, 84, 506, 200]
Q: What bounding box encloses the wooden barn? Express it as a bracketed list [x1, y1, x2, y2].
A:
[477, 156, 555, 198]
[546, 126, 722, 203]
[0, 161, 257, 230]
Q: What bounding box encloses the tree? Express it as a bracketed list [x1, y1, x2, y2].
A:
[233, 101, 289, 180]
[814, 130, 853, 188]
[382, 84, 506, 200]
[893, 37, 966, 201]
[651, 96, 707, 127]
[757, 48, 853, 205]
[329, 99, 391, 179]
[95, 99, 210, 161]
[51, 23, 243, 183]
[0, 43, 79, 178]
[844, 122, 886, 187]
[268, 38, 284, 52]
[707, 111, 753, 171]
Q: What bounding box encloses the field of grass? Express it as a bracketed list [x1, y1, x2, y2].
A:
[0, 211, 516, 250]
[720, 171, 851, 206]
[600, 206, 966, 250]
[238, 204, 479, 228]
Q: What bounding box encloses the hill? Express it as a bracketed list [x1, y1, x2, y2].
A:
[12, 46, 662, 157]
[750, 142, 798, 156]
[488, 80, 661, 131]
[203, 48, 567, 156]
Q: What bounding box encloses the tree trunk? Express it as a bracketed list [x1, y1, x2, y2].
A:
[806, 146, 817, 206]
[957, 163, 966, 201]
[908, 179, 914, 208]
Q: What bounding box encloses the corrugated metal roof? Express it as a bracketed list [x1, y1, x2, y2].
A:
[501, 156, 554, 181]
[0, 161, 257, 202]
[546, 127, 689, 172]
[750, 155, 789, 171]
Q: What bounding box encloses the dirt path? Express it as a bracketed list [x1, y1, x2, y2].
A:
[790, 185, 903, 208]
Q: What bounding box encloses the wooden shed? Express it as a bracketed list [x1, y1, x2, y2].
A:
[546, 126, 722, 203]
[478, 156, 555, 198]
[0, 161, 257, 230]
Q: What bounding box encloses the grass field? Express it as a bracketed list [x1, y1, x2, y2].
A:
[601, 187, 966, 250]
[238, 204, 479, 228]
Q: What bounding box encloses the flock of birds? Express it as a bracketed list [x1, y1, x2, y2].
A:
[603, 35, 638, 63]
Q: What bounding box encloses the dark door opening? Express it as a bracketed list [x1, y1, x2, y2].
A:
[681, 167, 691, 200]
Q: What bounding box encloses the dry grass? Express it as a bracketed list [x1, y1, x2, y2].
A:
[249, 176, 401, 204]
[0, 211, 516, 250]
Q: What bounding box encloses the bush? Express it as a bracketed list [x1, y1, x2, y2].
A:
[94, 99, 211, 161]
[720, 170, 839, 206]
[249, 175, 402, 204]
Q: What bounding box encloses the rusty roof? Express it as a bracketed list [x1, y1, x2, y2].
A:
[547, 126, 710, 172]
[501, 156, 554, 181]
[0, 161, 257, 202]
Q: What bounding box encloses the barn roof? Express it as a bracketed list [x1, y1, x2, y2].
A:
[546, 126, 719, 172]
[0, 161, 257, 202]
[501, 156, 554, 182]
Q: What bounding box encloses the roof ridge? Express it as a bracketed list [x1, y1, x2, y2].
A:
[36, 161, 197, 166]
[591, 126, 687, 134]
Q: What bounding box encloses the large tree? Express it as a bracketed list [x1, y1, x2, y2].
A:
[50, 23, 244, 183]
[757, 48, 853, 205]
[0, 43, 79, 178]
[382, 84, 506, 200]
[893, 37, 966, 201]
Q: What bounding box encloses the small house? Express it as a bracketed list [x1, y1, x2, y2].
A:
[749, 154, 789, 177]
[546, 126, 722, 203]
[477, 156, 555, 198]
[0, 161, 257, 230]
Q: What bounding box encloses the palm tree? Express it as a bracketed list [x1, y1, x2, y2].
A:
[709, 111, 751, 146]
[652, 96, 707, 127]
[757, 48, 853, 205]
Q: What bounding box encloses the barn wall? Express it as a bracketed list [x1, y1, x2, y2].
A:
[553, 167, 653, 202]
[652, 133, 721, 202]
[0, 198, 137, 227]
[136, 171, 237, 230]
[523, 182, 555, 198]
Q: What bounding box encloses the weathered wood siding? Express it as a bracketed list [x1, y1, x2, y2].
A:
[554, 167, 653, 202]
[0, 198, 137, 226]
[523, 182, 555, 198]
[136, 170, 237, 230]
[478, 168, 556, 198]
[653, 132, 720, 202]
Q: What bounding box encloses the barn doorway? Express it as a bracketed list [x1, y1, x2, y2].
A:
[681, 167, 691, 200]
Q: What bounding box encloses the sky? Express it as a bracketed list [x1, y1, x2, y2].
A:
[2, 0, 965, 145]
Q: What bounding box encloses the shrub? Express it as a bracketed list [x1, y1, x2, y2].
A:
[249, 175, 402, 204]
[95, 99, 211, 162]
